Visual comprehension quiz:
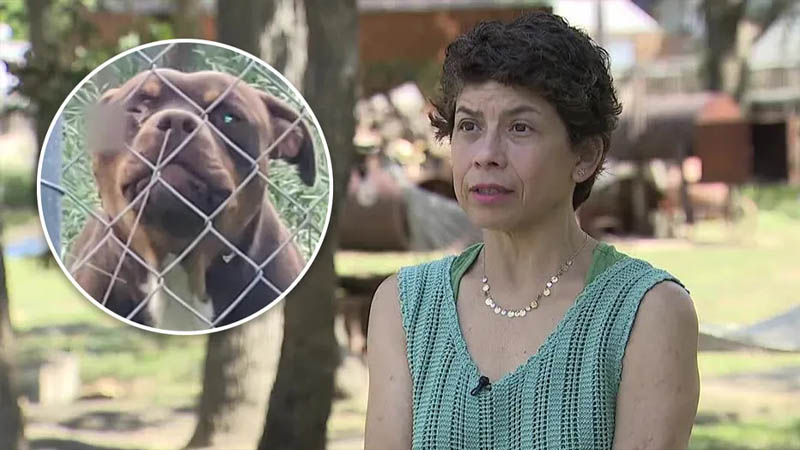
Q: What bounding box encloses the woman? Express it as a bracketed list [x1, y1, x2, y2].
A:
[365, 11, 699, 450]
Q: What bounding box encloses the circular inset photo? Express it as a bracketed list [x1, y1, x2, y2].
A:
[37, 39, 332, 334]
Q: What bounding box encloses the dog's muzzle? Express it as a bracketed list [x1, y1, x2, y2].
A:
[125, 109, 234, 235]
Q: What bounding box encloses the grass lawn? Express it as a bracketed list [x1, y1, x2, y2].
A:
[692, 351, 800, 449]
[698, 351, 800, 378]
[690, 420, 800, 450]
[337, 211, 800, 327]
[5, 252, 206, 409]
[614, 211, 800, 326]
[4, 237, 205, 448]
[335, 249, 446, 276]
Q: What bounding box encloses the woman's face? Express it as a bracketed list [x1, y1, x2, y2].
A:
[451, 81, 579, 231]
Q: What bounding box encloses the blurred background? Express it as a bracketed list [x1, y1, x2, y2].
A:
[0, 0, 799, 449]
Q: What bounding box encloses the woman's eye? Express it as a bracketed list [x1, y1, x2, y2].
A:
[511, 123, 530, 133]
[458, 121, 477, 132]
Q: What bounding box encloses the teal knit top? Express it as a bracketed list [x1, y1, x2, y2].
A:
[397, 242, 685, 449]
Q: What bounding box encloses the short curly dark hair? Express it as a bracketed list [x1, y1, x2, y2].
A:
[430, 12, 623, 210]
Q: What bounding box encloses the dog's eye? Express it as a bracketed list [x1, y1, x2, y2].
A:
[223, 113, 241, 124]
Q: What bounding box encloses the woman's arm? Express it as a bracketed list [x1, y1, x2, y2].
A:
[364, 275, 413, 450]
[613, 280, 700, 450]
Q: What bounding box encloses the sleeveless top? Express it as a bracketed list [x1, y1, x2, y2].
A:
[397, 242, 686, 450]
[449, 242, 627, 300]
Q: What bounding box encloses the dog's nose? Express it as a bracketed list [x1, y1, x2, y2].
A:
[155, 110, 199, 137]
[148, 109, 204, 161]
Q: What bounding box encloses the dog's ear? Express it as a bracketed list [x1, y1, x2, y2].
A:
[260, 93, 316, 186]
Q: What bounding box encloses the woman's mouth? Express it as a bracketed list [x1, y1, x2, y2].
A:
[470, 184, 513, 204]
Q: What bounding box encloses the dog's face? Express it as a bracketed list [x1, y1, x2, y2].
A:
[88, 68, 315, 259]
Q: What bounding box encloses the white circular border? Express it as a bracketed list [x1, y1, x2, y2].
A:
[36, 38, 335, 336]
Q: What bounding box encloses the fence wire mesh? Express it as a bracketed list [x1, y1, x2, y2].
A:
[40, 42, 330, 331]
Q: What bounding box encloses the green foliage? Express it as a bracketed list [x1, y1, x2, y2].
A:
[7, 0, 177, 148]
[0, 0, 29, 39]
[740, 183, 800, 219]
[59, 42, 330, 263]
[0, 166, 35, 208]
[10, 1, 109, 111]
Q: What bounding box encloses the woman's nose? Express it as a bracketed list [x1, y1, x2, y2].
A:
[473, 131, 506, 168]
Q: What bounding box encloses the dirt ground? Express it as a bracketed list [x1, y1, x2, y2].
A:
[23, 352, 800, 450]
[24, 354, 369, 450]
[698, 365, 800, 424]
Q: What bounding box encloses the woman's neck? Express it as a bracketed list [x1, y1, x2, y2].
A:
[480, 206, 595, 293]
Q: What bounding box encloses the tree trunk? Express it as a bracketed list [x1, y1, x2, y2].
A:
[215, 0, 307, 89]
[186, 310, 282, 448]
[25, 0, 52, 147]
[0, 222, 27, 450]
[259, 0, 357, 448]
[702, 0, 746, 93]
[187, 1, 310, 448]
[215, 0, 270, 58]
[24, 0, 54, 208]
[173, 0, 203, 38]
[167, 0, 207, 69]
[701, 0, 795, 99]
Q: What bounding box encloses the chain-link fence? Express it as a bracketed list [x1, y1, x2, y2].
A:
[39, 41, 330, 332]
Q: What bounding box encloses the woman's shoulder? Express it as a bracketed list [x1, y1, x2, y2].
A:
[396, 253, 458, 287]
[593, 242, 693, 322]
[371, 254, 455, 304]
[595, 242, 679, 281]
[587, 242, 692, 314]
[370, 274, 402, 335]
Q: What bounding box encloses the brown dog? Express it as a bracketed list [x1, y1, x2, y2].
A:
[67, 68, 317, 330]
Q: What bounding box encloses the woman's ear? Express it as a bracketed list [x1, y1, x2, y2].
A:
[573, 136, 604, 183]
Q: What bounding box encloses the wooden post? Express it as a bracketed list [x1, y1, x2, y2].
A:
[678, 142, 695, 225]
[787, 113, 800, 186]
[632, 161, 650, 235]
